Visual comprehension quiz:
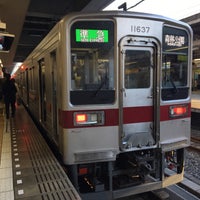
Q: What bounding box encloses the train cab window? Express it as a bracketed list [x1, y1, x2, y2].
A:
[71, 49, 114, 91]
[162, 54, 187, 88]
[161, 26, 190, 100]
[70, 20, 115, 105]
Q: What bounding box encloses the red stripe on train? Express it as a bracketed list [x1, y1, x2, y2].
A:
[59, 103, 191, 128]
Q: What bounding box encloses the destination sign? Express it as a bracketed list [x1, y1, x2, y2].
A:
[75, 29, 108, 43]
[163, 26, 188, 53]
[164, 34, 185, 47]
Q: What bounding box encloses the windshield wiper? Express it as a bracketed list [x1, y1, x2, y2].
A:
[93, 76, 108, 97]
[169, 77, 178, 93]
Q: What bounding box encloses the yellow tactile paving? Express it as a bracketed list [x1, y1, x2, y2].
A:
[0, 103, 14, 200]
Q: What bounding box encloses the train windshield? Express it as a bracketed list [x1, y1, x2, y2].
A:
[70, 20, 115, 105]
[162, 26, 190, 100]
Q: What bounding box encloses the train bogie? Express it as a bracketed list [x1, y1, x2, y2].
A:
[15, 11, 192, 199]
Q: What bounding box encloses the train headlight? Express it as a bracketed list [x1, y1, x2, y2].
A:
[74, 111, 104, 126]
[169, 104, 188, 118]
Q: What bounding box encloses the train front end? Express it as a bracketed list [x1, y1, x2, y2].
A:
[61, 12, 192, 199]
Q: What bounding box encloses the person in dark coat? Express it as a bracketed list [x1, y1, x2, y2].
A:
[2, 73, 17, 119]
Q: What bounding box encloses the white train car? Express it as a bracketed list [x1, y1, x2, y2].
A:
[16, 11, 192, 199]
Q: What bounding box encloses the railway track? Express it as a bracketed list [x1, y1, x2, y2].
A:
[190, 128, 200, 151]
[118, 185, 200, 200]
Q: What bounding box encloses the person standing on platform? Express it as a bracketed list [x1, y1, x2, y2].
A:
[2, 73, 17, 119]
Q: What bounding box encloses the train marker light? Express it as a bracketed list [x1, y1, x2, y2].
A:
[74, 111, 104, 126]
[76, 113, 87, 123]
[169, 105, 188, 118]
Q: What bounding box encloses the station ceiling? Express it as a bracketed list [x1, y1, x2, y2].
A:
[182, 13, 200, 61]
[0, 0, 114, 73]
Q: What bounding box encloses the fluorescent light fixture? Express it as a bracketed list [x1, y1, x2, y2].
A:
[194, 58, 200, 61]
[11, 62, 22, 75]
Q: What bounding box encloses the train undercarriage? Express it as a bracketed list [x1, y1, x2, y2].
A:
[68, 148, 184, 199]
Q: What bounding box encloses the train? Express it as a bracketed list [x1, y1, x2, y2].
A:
[15, 11, 193, 199]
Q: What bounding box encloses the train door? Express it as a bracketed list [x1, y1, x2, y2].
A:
[25, 69, 29, 106]
[50, 51, 58, 143]
[39, 58, 47, 123]
[119, 37, 159, 151]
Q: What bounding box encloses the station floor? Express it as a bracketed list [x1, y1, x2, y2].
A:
[0, 92, 200, 200]
[0, 103, 13, 200]
[0, 102, 80, 200]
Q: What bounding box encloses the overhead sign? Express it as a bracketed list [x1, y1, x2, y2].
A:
[0, 32, 15, 52]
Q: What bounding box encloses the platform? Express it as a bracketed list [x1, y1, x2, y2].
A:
[0, 103, 80, 200]
[191, 91, 200, 113]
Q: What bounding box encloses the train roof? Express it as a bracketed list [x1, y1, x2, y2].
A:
[19, 10, 192, 68]
[63, 10, 192, 30]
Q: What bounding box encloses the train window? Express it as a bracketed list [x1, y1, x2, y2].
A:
[70, 20, 115, 105]
[29, 67, 34, 90]
[125, 50, 150, 89]
[161, 26, 189, 100]
[71, 49, 114, 90]
[162, 54, 187, 88]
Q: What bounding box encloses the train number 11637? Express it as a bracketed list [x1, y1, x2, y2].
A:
[131, 25, 150, 33]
